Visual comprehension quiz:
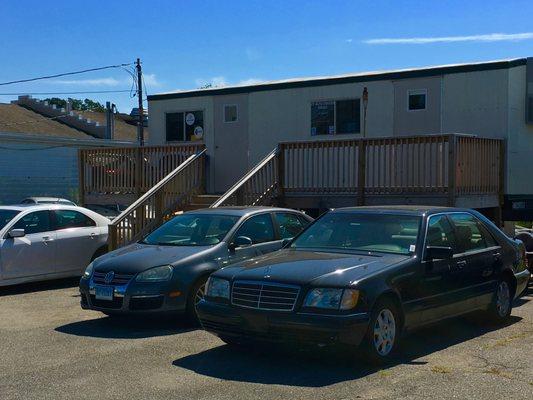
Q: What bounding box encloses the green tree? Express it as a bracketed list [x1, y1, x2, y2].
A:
[43, 97, 105, 112]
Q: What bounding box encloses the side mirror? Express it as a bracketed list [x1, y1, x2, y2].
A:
[8, 229, 25, 238]
[230, 236, 253, 250]
[425, 246, 453, 261]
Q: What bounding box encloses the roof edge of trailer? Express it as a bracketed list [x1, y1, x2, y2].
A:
[148, 57, 529, 101]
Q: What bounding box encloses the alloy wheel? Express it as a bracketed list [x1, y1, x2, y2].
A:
[373, 308, 396, 356]
[194, 283, 206, 306]
[496, 281, 511, 317]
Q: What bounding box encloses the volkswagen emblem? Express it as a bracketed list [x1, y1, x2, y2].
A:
[263, 266, 271, 279]
[104, 271, 115, 284]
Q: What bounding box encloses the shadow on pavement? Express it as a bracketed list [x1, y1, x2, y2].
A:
[172, 315, 522, 387]
[55, 315, 197, 339]
[0, 277, 79, 297]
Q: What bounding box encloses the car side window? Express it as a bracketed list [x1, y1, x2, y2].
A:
[426, 215, 457, 249]
[234, 213, 275, 245]
[275, 213, 307, 239]
[12, 211, 51, 234]
[449, 213, 496, 254]
[53, 210, 96, 230]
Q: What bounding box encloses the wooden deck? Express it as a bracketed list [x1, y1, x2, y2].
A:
[78, 143, 205, 206]
[213, 134, 504, 211]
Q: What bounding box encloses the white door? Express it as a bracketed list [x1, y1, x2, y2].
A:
[0, 211, 56, 280]
[52, 210, 101, 275]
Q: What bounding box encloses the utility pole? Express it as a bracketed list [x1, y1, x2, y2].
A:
[136, 58, 144, 146]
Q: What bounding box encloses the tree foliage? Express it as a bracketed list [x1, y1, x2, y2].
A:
[44, 97, 105, 112]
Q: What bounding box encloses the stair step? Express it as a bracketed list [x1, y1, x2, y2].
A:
[191, 194, 220, 205]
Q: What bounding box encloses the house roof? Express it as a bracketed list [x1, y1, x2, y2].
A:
[148, 57, 528, 101]
[77, 111, 148, 141]
[0, 103, 145, 141]
[0, 103, 95, 139]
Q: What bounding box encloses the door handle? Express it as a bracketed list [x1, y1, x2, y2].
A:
[89, 233, 96, 239]
[493, 252, 501, 259]
[42, 236, 54, 244]
[455, 260, 467, 270]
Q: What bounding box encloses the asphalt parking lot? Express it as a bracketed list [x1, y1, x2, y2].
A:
[0, 279, 532, 400]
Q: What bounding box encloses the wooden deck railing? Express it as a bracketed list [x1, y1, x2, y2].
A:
[212, 134, 503, 208]
[79, 143, 205, 203]
[210, 148, 281, 208]
[108, 148, 206, 250]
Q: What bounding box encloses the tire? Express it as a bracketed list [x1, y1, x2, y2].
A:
[186, 276, 208, 324]
[360, 298, 401, 365]
[485, 278, 513, 324]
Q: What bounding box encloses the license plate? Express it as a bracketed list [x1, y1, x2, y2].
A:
[95, 285, 114, 301]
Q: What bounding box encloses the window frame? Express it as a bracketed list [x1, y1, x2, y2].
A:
[407, 89, 427, 112]
[422, 212, 500, 260]
[310, 97, 361, 136]
[231, 212, 277, 246]
[273, 212, 308, 240]
[223, 104, 238, 124]
[165, 109, 205, 143]
[52, 209, 96, 231]
[11, 210, 53, 235]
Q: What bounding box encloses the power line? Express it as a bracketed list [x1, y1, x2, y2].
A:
[0, 63, 133, 86]
[0, 90, 133, 96]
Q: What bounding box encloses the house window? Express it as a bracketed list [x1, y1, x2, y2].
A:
[224, 105, 238, 123]
[166, 111, 204, 142]
[408, 90, 427, 111]
[311, 99, 360, 136]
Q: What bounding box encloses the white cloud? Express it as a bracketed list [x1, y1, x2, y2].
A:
[142, 73, 161, 87]
[345, 38, 353, 43]
[53, 77, 123, 86]
[364, 32, 533, 45]
[194, 76, 264, 89]
[52, 73, 161, 87]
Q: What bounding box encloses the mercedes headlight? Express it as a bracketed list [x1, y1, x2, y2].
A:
[205, 277, 230, 299]
[83, 262, 94, 279]
[303, 288, 360, 310]
[135, 265, 173, 282]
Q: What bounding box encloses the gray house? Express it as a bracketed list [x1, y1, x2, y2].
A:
[147, 57, 533, 220]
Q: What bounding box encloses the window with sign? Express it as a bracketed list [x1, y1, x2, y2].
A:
[311, 99, 360, 136]
[166, 111, 204, 142]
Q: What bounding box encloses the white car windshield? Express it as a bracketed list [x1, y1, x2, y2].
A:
[0, 210, 21, 230]
[141, 214, 240, 246]
[291, 212, 421, 255]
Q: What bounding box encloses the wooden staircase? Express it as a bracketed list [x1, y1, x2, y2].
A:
[182, 194, 221, 211]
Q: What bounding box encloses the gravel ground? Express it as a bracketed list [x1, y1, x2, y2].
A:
[0, 279, 532, 400]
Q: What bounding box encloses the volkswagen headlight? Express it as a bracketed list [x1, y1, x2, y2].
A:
[83, 262, 94, 279]
[135, 265, 173, 282]
[205, 277, 230, 300]
[303, 288, 360, 310]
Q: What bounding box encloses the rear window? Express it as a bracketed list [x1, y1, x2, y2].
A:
[0, 210, 21, 230]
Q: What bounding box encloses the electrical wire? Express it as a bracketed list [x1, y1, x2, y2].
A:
[0, 63, 134, 86]
[0, 90, 132, 96]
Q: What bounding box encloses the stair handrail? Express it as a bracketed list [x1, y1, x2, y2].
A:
[110, 148, 207, 227]
[210, 147, 279, 208]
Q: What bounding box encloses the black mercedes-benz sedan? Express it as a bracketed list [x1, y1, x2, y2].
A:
[197, 206, 530, 364]
[79, 207, 312, 320]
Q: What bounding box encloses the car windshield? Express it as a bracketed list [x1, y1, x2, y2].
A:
[141, 213, 240, 246]
[291, 212, 421, 255]
[0, 210, 21, 230]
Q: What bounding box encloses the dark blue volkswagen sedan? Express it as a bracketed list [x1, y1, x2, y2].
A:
[79, 207, 312, 320]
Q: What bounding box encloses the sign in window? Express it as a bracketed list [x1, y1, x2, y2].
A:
[311, 99, 360, 136]
[166, 111, 204, 141]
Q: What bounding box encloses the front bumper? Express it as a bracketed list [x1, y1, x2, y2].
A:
[196, 300, 370, 348]
[515, 269, 531, 298]
[79, 277, 187, 314]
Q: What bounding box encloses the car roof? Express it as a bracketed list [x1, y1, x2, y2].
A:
[183, 206, 307, 217]
[331, 205, 460, 216]
[1, 204, 86, 212]
[22, 197, 72, 202]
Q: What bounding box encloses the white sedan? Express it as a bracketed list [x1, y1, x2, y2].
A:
[0, 204, 110, 286]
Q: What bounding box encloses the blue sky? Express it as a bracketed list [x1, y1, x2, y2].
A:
[2, 0, 533, 113]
